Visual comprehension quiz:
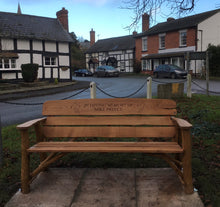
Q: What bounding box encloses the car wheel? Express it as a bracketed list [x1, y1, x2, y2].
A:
[154, 73, 158, 78]
[82, 74, 85, 77]
[171, 73, 176, 79]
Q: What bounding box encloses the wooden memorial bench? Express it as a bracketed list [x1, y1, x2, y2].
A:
[17, 98, 194, 194]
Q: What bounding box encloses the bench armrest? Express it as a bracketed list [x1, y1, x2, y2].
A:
[171, 117, 192, 129]
[17, 117, 47, 130]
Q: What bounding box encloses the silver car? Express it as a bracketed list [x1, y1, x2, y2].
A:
[96, 66, 119, 77]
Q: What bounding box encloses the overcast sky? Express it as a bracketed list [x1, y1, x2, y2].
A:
[0, 0, 219, 41]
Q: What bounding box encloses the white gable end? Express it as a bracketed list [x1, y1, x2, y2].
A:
[198, 11, 220, 51]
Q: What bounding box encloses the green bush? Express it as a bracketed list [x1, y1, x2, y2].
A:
[133, 60, 142, 73]
[54, 78, 58, 84]
[21, 63, 39, 82]
[207, 44, 220, 77]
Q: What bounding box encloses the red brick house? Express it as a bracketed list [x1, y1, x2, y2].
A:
[135, 9, 220, 74]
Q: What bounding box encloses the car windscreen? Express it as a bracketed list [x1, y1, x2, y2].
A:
[105, 66, 115, 70]
[169, 65, 184, 71]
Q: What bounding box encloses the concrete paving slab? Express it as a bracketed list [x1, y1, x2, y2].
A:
[70, 168, 136, 207]
[5, 168, 204, 207]
[5, 168, 84, 207]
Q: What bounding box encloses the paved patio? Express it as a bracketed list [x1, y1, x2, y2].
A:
[5, 168, 204, 207]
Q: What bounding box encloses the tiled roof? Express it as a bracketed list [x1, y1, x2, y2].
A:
[0, 11, 73, 42]
[136, 9, 220, 37]
[86, 35, 135, 53]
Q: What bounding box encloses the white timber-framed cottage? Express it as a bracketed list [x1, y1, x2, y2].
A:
[85, 29, 136, 73]
[0, 7, 73, 81]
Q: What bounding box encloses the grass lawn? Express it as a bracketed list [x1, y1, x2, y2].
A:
[0, 94, 219, 207]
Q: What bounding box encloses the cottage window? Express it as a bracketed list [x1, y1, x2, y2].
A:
[0, 58, 16, 69]
[142, 60, 150, 71]
[142, 37, 148, 51]
[11, 59, 16, 68]
[45, 57, 57, 66]
[159, 34, 165, 49]
[120, 62, 125, 71]
[179, 30, 187, 46]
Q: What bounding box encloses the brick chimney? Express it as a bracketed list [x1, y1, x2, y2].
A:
[142, 13, 149, 32]
[133, 31, 137, 35]
[90, 29, 95, 46]
[167, 17, 175, 22]
[56, 7, 69, 32]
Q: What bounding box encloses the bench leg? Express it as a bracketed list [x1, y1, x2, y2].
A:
[21, 130, 30, 194]
[34, 124, 47, 164]
[182, 129, 194, 194]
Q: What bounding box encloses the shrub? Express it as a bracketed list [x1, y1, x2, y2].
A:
[21, 64, 39, 82]
[54, 78, 58, 84]
[207, 44, 220, 77]
[133, 60, 142, 73]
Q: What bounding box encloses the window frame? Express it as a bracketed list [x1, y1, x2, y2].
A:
[179, 30, 187, 47]
[142, 59, 150, 71]
[159, 33, 166, 49]
[0, 58, 17, 69]
[44, 56, 57, 66]
[142, 37, 148, 51]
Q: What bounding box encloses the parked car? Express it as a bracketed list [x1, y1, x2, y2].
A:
[153, 64, 187, 79]
[95, 66, 119, 77]
[74, 69, 93, 77]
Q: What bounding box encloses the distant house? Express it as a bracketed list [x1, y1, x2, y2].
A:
[85, 29, 136, 73]
[135, 9, 220, 74]
[0, 7, 73, 80]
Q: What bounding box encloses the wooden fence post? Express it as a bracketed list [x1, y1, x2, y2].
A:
[206, 51, 209, 96]
[147, 77, 152, 99]
[187, 74, 192, 98]
[90, 82, 96, 99]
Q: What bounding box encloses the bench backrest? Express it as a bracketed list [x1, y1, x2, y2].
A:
[42, 98, 177, 139]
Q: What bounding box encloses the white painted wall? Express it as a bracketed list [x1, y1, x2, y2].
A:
[38, 67, 43, 79]
[198, 12, 220, 51]
[33, 40, 43, 51]
[45, 42, 56, 52]
[109, 51, 122, 55]
[33, 54, 42, 65]
[17, 40, 30, 50]
[1, 38, 14, 50]
[60, 69, 69, 79]
[59, 43, 69, 53]
[18, 73, 22, 79]
[2, 73, 16, 79]
[59, 55, 69, 66]
[45, 68, 51, 78]
[17, 54, 31, 68]
[53, 68, 58, 78]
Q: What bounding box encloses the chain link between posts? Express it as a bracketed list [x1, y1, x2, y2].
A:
[0, 87, 90, 105]
[191, 80, 220, 94]
[96, 79, 148, 98]
[0, 78, 219, 106]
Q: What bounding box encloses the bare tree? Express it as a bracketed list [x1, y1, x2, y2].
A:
[121, 0, 196, 30]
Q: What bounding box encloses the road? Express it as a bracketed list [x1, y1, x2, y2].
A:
[1, 75, 219, 127]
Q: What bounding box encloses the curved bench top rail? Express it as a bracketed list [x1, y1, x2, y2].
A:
[43, 98, 177, 116]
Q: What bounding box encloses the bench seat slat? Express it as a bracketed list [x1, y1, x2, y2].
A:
[28, 142, 183, 153]
[43, 126, 176, 138]
[45, 116, 174, 126]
